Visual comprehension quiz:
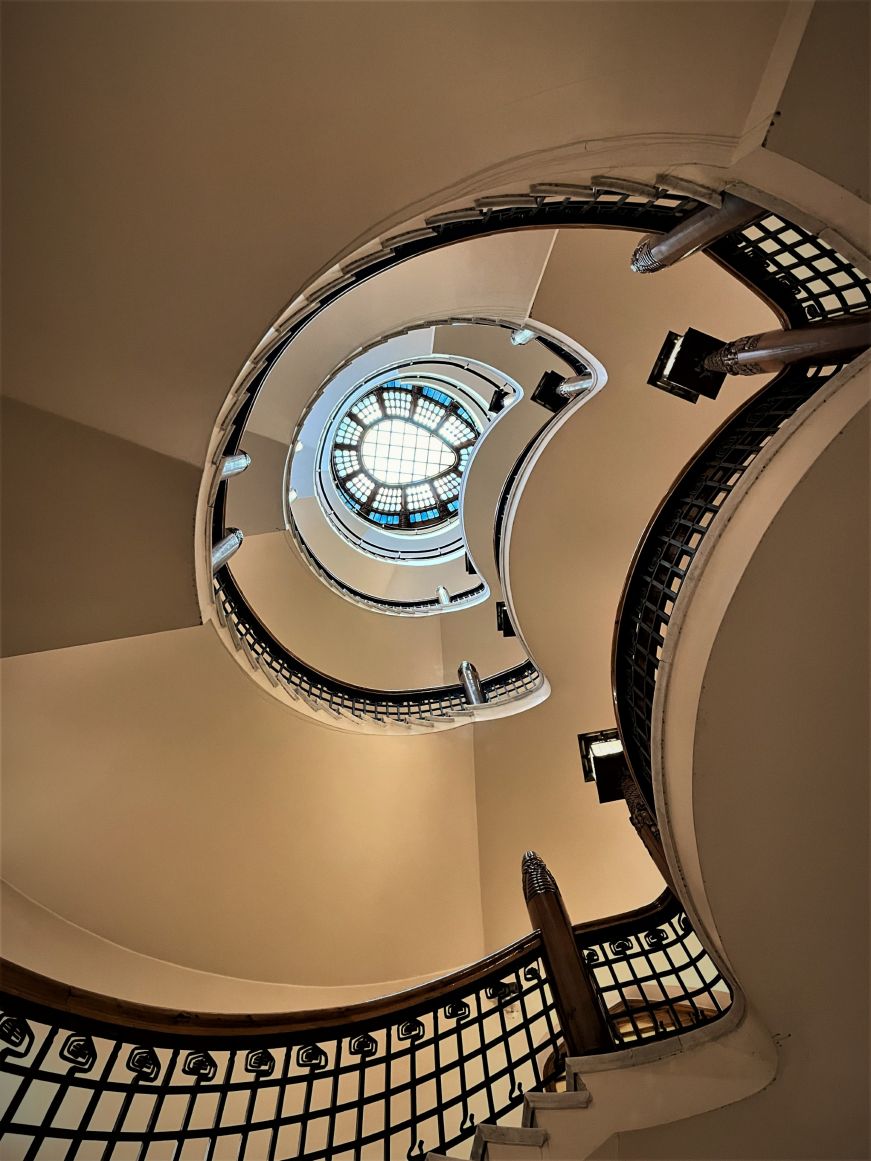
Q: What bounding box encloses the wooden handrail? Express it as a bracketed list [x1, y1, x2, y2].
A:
[0, 888, 679, 1049]
[0, 933, 541, 1046]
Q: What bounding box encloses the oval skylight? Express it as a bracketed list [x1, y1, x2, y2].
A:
[331, 381, 481, 530]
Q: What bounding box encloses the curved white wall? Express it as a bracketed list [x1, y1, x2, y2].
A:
[613, 379, 870, 1160]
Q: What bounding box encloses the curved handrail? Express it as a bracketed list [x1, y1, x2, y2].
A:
[574, 889, 732, 1046]
[613, 232, 871, 807]
[0, 932, 543, 1047]
[0, 885, 731, 1158]
[493, 430, 540, 576]
[213, 566, 541, 723]
[211, 186, 871, 728]
[207, 186, 713, 723]
[281, 545, 487, 618]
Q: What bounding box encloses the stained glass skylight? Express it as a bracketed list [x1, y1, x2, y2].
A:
[331, 381, 481, 530]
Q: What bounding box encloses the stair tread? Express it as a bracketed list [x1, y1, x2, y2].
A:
[522, 1089, 592, 1127]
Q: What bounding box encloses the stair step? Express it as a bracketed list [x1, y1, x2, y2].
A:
[565, 1058, 592, 1094]
[471, 1124, 548, 1160]
[522, 1089, 592, 1127]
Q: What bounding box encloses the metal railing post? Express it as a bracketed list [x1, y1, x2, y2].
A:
[458, 660, 486, 705]
[704, 312, 871, 375]
[556, 369, 596, 398]
[631, 193, 762, 273]
[211, 529, 244, 573]
[219, 452, 252, 479]
[522, 852, 611, 1055]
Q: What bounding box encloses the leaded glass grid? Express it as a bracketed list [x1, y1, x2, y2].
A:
[330, 382, 481, 531]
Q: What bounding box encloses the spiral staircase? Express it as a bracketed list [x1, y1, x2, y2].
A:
[1, 2, 869, 1159]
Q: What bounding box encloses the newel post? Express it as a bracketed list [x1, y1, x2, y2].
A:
[522, 852, 611, 1056]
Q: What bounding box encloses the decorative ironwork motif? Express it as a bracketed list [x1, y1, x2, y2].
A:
[183, 1049, 218, 1081]
[296, 1044, 328, 1070]
[0, 939, 563, 1160]
[576, 893, 732, 1047]
[213, 566, 542, 725]
[246, 1047, 276, 1075]
[127, 1044, 161, 1080]
[348, 1032, 378, 1058]
[443, 1001, 470, 1021]
[0, 1014, 31, 1052]
[59, 1033, 97, 1072]
[397, 1018, 426, 1042]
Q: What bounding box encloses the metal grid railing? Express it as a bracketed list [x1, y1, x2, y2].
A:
[614, 361, 843, 806]
[0, 886, 734, 1160]
[614, 208, 870, 808]
[213, 570, 541, 724]
[0, 939, 561, 1161]
[576, 893, 732, 1047]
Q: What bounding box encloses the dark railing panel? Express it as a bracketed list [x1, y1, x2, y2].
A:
[213, 569, 541, 723]
[0, 884, 737, 1156]
[0, 944, 561, 1161]
[614, 360, 842, 807]
[575, 892, 732, 1048]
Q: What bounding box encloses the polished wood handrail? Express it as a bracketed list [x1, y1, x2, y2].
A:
[0, 933, 541, 1046]
[0, 890, 677, 1047]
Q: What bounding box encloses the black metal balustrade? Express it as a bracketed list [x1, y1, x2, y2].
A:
[0, 939, 560, 1161]
[213, 569, 541, 724]
[575, 892, 731, 1045]
[613, 205, 871, 810]
[209, 184, 719, 724]
[211, 181, 870, 726]
[0, 859, 730, 1160]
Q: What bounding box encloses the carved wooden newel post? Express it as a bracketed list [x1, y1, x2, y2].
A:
[522, 851, 611, 1056]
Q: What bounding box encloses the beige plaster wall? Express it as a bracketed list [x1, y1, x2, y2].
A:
[472, 228, 780, 951]
[229, 530, 447, 690]
[765, 0, 870, 202]
[1, 399, 201, 657]
[0, 625, 484, 987]
[245, 229, 558, 445]
[0, 882, 453, 1012]
[2, 1, 797, 466]
[224, 432, 290, 536]
[438, 596, 528, 687]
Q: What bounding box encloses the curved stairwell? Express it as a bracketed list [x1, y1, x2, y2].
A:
[2, 3, 870, 1159]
